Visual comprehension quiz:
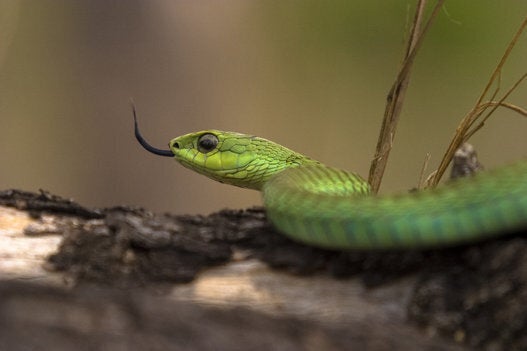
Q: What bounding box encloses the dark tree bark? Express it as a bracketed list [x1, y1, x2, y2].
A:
[1, 189, 526, 350]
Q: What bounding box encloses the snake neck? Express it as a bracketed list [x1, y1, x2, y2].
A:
[264, 164, 371, 200]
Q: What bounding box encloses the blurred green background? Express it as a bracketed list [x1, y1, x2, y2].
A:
[1, 1, 526, 214]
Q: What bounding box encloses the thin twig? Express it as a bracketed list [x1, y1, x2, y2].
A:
[417, 152, 432, 190]
[428, 15, 527, 187]
[464, 74, 527, 140]
[477, 100, 527, 119]
[368, 0, 446, 193]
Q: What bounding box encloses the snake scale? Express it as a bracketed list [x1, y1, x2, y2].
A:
[133, 112, 527, 250]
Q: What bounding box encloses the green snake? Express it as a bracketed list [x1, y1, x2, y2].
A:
[133, 111, 527, 250]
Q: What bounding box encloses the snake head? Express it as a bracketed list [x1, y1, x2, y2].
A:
[168, 130, 314, 190]
[133, 106, 316, 190]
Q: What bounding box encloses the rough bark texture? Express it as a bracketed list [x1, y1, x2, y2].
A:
[0, 281, 465, 351]
[0, 189, 526, 350]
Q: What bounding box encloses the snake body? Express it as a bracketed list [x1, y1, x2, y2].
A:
[134, 117, 527, 250]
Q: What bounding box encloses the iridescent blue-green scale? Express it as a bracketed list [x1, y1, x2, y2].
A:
[263, 162, 527, 250]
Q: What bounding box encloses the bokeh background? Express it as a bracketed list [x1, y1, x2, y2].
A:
[1, 1, 526, 214]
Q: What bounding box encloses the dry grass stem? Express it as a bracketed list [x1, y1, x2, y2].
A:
[417, 152, 432, 190]
[428, 15, 527, 187]
[368, 0, 446, 193]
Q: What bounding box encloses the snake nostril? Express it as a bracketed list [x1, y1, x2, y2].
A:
[172, 142, 180, 149]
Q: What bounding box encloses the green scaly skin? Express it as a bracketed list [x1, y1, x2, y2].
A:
[157, 130, 527, 250]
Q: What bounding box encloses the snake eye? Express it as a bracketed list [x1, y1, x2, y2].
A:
[197, 133, 219, 153]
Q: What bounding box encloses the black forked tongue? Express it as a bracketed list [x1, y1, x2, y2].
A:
[132, 104, 173, 157]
